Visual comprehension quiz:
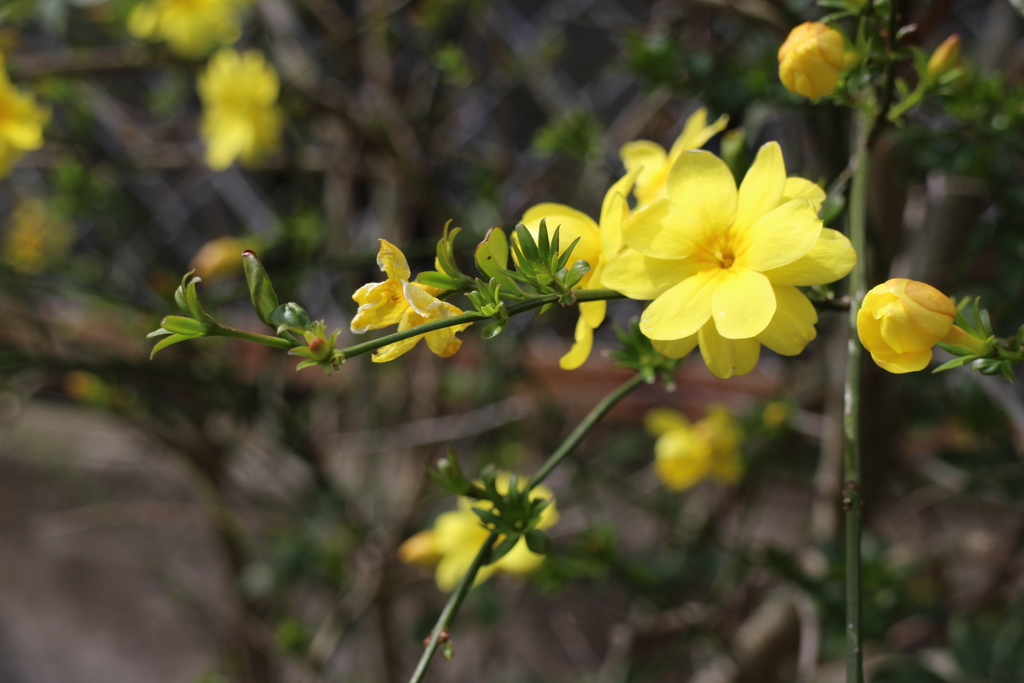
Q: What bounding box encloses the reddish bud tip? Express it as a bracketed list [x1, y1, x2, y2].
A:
[242, 249, 257, 257]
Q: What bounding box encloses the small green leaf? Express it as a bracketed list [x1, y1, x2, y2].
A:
[160, 315, 209, 336]
[564, 259, 591, 289]
[474, 226, 509, 279]
[416, 271, 462, 290]
[514, 224, 540, 266]
[489, 535, 520, 563]
[270, 302, 312, 334]
[440, 640, 454, 661]
[150, 333, 193, 359]
[242, 250, 281, 328]
[481, 322, 504, 339]
[932, 355, 976, 373]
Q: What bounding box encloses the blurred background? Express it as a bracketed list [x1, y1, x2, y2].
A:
[2, 0, 1024, 681]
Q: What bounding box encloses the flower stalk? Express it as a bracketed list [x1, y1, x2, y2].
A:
[407, 372, 645, 683]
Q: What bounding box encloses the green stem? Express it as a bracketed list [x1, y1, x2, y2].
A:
[209, 324, 296, 350]
[406, 370, 644, 683]
[339, 288, 624, 361]
[529, 373, 646, 490]
[408, 532, 499, 683]
[844, 122, 870, 683]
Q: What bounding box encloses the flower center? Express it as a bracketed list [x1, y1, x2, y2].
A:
[714, 249, 735, 269]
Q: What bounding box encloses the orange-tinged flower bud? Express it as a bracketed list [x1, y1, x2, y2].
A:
[856, 279, 981, 374]
[926, 35, 961, 81]
[778, 22, 846, 99]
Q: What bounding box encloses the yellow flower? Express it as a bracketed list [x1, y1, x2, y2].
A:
[520, 169, 638, 369]
[1, 198, 74, 274]
[778, 22, 845, 99]
[397, 476, 559, 592]
[602, 142, 856, 379]
[190, 235, 258, 282]
[350, 239, 470, 362]
[197, 49, 284, 171]
[127, 0, 250, 59]
[926, 35, 961, 82]
[857, 278, 984, 373]
[645, 405, 742, 491]
[0, 64, 49, 178]
[620, 108, 729, 207]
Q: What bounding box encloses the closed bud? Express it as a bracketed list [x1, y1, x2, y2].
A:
[926, 35, 961, 82]
[857, 279, 982, 374]
[307, 337, 330, 361]
[191, 236, 258, 283]
[778, 22, 846, 99]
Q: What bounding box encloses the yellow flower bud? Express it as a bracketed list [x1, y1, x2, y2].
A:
[778, 22, 846, 99]
[926, 35, 961, 82]
[856, 278, 982, 374]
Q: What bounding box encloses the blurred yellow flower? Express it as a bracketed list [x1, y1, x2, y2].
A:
[350, 239, 470, 362]
[761, 401, 790, 428]
[645, 406, 742, 491]
[197, 49, 284, 171]
[127, 0, 250, 59]
[190, 235, 260, 282]
[857, 278, 984, 374]
[0, 63, 49, 178]
[520, 169, 638, 369]
[2, 198, 74, 274]
[397, 476, 559, 592]
[602, 142, 855, 379]
[778, 22, 845, 99]
[620, 108, 729, 207]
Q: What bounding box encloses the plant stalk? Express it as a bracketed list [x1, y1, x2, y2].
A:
[406, 371, 644, 683]
[844, 124, 870, 683]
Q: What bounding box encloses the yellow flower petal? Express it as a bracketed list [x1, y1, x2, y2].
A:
[665, 150, 738, 235]
[761, 228, 856, 286]
[599, 167, 641, 255]
[698, 322, 761, 379]
[350, 280, 408, 332]
[495, 539, 545, 575]
[711, 267, 776, 339]
[620, 198, 703, 260]
[559, 315, 594, 370]
[641, 267, 723, 341]
[667, 108, 729, 160]
[737, 198, 821, 272]
[756, 286, 818, 355]
[644, 407, 690, 436]
[620, 140, 668, 206]
[734, 142, 786, 231]
[377, 238, 411, 282]
[601, 248, 693, 300]
[580, 299, 605, 328]
[652, 335, 699, 359]
[781, 177, 827, 213]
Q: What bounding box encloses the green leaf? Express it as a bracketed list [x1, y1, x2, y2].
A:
[480, 322, 504, 339]
[489, 535, 520, 563]
[416, 271, 462, 290]
[160, 315, 209, 336]
[555, 236, 582, 271]
[932, 355, 976, 373]
[564, 259, 591, 289]
[150, 333, 194, 359]
[474, 226, 509, 279]
[514, 224, 540, 266]
[270, 302, 312, 334]
[242, 250, 280, 328]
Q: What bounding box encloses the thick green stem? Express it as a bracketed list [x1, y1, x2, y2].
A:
[209, 324, 296, 350]
[406, 371, 643, 683]
[529, 373, 646, 489]
[844, 125, 870, 683]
